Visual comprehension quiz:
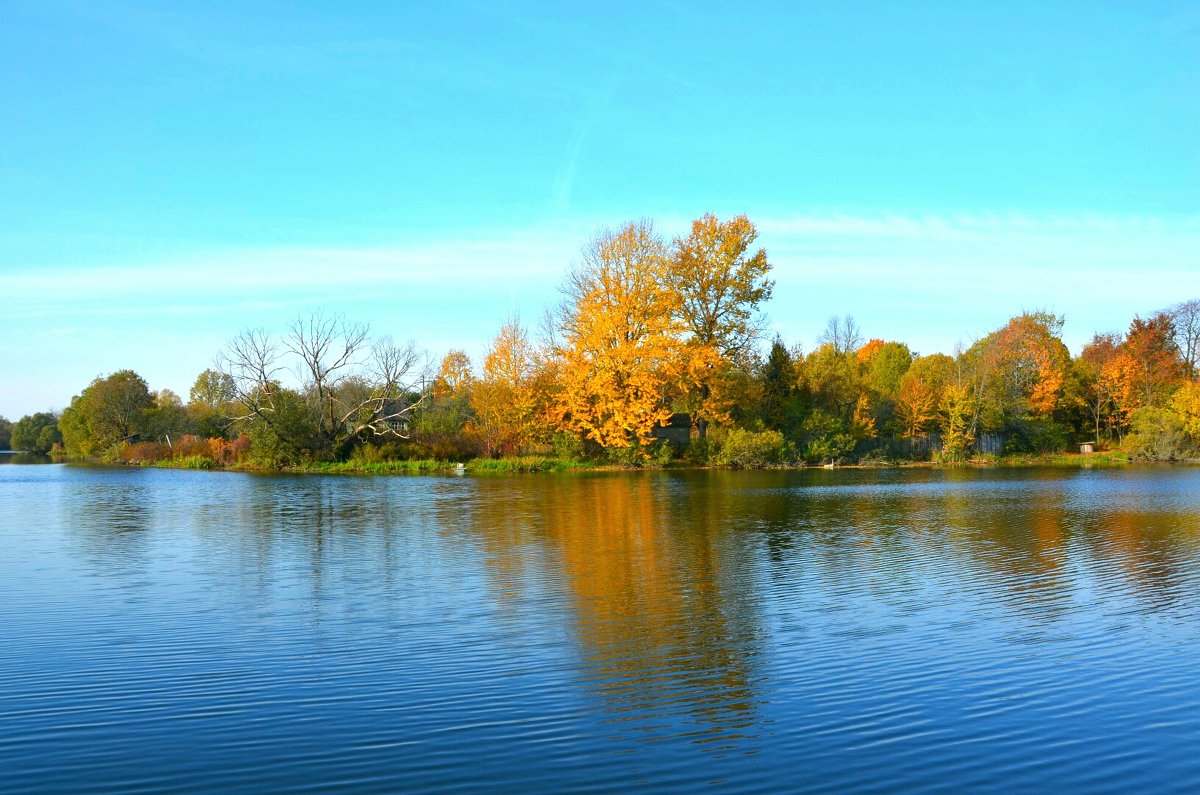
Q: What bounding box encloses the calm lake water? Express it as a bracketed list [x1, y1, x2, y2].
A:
[2, 462, 1199, 793]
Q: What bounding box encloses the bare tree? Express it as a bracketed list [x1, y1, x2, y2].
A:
[218, 313, 429, 457]
[219, 328, 285, 421]
[817, 315, 863, 355]
[1170, 298, 1200, 377]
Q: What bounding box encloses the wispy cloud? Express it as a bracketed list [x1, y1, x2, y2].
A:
[552, 75, 621, 213]
[2, 210, 1196, 417]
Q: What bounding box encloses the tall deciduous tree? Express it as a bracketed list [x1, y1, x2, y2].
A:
[219, 313, 427, 461]
[59, 370, 153, 457]
[1076, 333, 1121, 443]
[555, 220, 682, 450]
[896, 353, 952, 440]
[11, 412, 61, 454]
[189, 369, 235, 410]
[144, 389, 192, 446]
[957, 312, 1071, 445]
[433, 350, 473, 400]
[665, 213, 772, 438]
[1099, 313, 1185, 439]
[472, 317, 549, 456]
[1168, 299, 1200, 377]
[188, 369, 236, 439]
[818, 315, 863, 356]
[668, 213, 772, 351]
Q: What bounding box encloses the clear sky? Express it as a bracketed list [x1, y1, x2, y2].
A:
[1, 1, 1198, 418]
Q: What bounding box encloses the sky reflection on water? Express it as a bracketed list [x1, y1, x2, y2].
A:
[1, 465, 1199, 792]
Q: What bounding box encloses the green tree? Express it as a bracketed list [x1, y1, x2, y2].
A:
[801, 342, 875, 462]
[11, 412, 61, 454]
[60, 370, 154, 457]
[189, 369, 235, 410]
[857, 339, 913, 436]
[143, 389, 193, 446]
[187, 369, 236, 439]
[756, 338, 805, 437]
[0, 416, 12, 450]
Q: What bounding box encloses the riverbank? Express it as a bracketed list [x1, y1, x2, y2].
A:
[112, 448, 1195, 475]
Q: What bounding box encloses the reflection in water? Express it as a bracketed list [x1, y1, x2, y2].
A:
[0, 452, 53, 465]
[545, 476, 758, 747]
[2, 464, 1200, 792]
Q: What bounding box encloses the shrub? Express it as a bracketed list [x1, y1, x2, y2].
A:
[175, 455, 215, 470]
[550, 432, 587, 462]
[1003, 418, 1069, 455]
[174, 434, 211, 459]
[713, 428, 792, 468]
[118, 441, 168, 464]
[800, 410, 854, 464]
[1122, 407, 1196, 462]
[683, 435, 717, 465]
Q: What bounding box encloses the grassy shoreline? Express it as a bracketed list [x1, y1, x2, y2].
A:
[108, 449, 1200, 475]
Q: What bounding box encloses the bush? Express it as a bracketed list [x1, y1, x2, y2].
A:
[603, 439, 674, 467]
[684, 435, 718, 465]
[800, 410, 854, 464]
[713, 428, 792, 468]
[118, 441, 169, 464]
[175, 455, 216, 470]
[550, 432, 587, 462]
[174, 434, 212, 459]
[1122, 407, 1196, 462]
[1003, 418, 1069, 455]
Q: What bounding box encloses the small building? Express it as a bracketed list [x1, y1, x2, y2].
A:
[1079, 441, 1096, 455]
[652, 413, 692, 449]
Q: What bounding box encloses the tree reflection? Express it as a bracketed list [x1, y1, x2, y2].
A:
[470, 473, 766, 750]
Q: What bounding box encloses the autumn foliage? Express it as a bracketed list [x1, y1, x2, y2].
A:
[38, 212, 1200, 467]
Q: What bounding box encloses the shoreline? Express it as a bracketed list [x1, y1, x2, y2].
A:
[51, 450, 1200, 475]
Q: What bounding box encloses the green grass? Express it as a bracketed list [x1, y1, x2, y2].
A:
[987, 451, 1133, 468]
[293, 457, 594, 475]
[142, 450, 1164, 475]
[291, 459, 452, 475]
[466, 456, 593, 473]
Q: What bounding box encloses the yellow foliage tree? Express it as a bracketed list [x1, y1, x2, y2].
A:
[555, 221, 682, 450]
[940, 382, 976, 461]
[472, 317, 549, 456]
[896, 375, 937, 439]
[1172, 379, 1200, 443]
[433, 350, 473, 401]
[667, 213, 772, 437]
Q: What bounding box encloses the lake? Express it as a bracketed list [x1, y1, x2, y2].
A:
[2, 463, 1199, 793]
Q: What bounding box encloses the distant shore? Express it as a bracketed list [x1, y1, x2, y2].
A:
[48, 449, 1194, 476]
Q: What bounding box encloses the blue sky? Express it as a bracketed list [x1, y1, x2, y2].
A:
[1, 1, 1198, 418]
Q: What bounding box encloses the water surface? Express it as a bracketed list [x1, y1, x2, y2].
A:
[2, 464, 1199, 792]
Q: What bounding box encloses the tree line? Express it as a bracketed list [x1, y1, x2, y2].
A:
[6, 214, 1200, 467]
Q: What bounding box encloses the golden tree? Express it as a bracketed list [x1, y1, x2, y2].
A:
[667, 213, 772, 437]
[433, 350, 473, 400]
[896, 375, 937, 439]
[555, 221, 683, 450]
[1173, 379, 1200, 443]
[472, 317, 549, 456]
[940, 382, 976, 461]
[896, 353, 952, 440]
